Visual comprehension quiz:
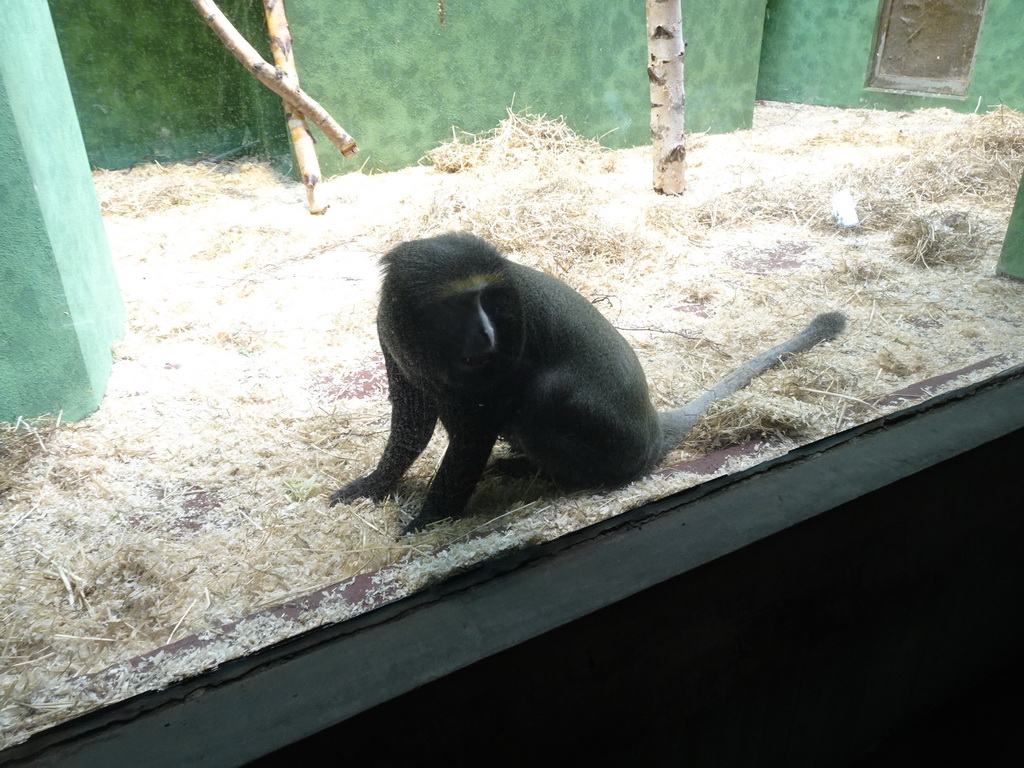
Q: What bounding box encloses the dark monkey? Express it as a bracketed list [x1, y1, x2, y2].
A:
[330, 232, 846, 533]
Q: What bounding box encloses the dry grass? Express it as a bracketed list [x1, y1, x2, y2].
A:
[0, 418, 59, 500]
[395, 111, 658, 284]
[891, 211, 988, 267]
[394, 176, 656, 280]
[94, 159, 289, 217]
[2, 102, 1023, 749]
[647, 105, 1024, 240]
[426, 107, 613, 174]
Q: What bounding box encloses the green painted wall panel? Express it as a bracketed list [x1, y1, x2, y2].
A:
[685, 0, 770, 133]
[758, 0, 1024, 113]
[47, 0, 289, 169]
[285, 1, 650, 173]
[1, 0, 123, 422]
[968, 0, 1024, 111]
[289, 0, 770, 173]
[997, 179, 1024, 279]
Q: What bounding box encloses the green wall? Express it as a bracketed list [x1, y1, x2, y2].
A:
[685, 0, 769, 134]
[998, 179, 1024, 279]
[47, 0, 769, 175]
[47, 0, 289, 169]
[39, 0, 1024, 174]
[758, 0, 1024, 113]
[285, 0, 770, 173]
[1, 0, 123, 422]
[287, 1, 645, 173]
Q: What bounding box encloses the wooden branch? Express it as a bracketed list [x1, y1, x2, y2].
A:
[263, 0, 328, 214]
[190, 0, 358, 159]
[646, 0, 686, 195]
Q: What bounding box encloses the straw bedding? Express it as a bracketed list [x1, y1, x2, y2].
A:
[1, 101, 1022, 747]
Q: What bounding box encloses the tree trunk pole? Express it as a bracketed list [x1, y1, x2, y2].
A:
[190, 0, 357, 160]
[646, 0, 686, 195]
[263, 0, 328, 214]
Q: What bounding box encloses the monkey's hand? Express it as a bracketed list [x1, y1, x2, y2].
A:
[402, 502, 451, 535]
[328, 473, 393, 507]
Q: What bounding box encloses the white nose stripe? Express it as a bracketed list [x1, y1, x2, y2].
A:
[476, 297, 496, 349]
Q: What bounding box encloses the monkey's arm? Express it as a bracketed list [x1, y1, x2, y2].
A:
[657, 311, 847, 452]
[403, 412, 501, 533]
[329, 354, 438, 506]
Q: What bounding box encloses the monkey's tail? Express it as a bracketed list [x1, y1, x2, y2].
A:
[656, 311, 847, 455]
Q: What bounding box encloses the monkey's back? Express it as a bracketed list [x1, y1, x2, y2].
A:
[503, 260, 663, 486]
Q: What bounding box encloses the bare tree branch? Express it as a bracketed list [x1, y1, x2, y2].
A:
[646, 0, 685, 195]
[190, 0, 358, 159]
[263, 0, 329, 213]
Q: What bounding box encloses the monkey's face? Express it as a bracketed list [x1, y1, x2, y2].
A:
[433, 284, 522, 389]
[388, 281, 523, 396]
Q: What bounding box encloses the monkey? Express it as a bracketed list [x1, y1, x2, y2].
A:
[329, 232, 846, 534]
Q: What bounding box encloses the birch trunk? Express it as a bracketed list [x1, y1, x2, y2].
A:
[190, 0, 357, 160]
[646, 0, 685, 195]
[263, 0, 328, 214]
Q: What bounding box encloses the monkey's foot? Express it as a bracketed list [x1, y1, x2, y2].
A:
[402, 506, 451, 535]
[328, 488, 353, 507]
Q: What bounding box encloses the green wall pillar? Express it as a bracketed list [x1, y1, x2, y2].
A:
[1, 0, 123, 422]
[997, 179, 1024, 279]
